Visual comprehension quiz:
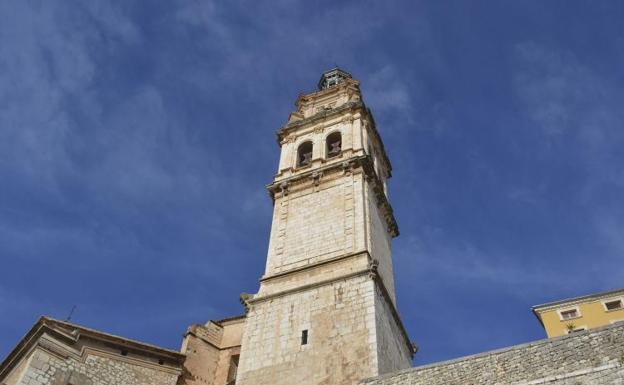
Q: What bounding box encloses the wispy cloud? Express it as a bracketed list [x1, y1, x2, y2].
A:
[513, 42, 624, 155]
[363, 65, 413, 117]
[398, 229, 586, 301]
[513, 42, 624, 280]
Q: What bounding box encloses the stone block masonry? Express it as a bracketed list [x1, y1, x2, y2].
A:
[361, 322, 624, 385]
[0, 317, 184, 385]
[237, 276, 380, 385]
[16, 349, 180, 385]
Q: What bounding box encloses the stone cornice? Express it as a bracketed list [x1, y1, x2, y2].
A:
[259, 250, 366, 283]
[267, 154, 399, 237]
[245, 251, 415, 357]
[248, 268, 372, 305]
[295, 77, 360, 110]
[278, 101, 363, 141]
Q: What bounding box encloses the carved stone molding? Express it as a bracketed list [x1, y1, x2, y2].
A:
[368, 259, 379, 279]
[342, 160, 355, 175]
[239, 293, 253, 312]
[282, 135, 296, 145]
[311, 171, 323, 187]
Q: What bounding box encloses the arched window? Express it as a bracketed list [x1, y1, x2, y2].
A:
[326, 132, 342, 158]
[297, 141, 313, 167]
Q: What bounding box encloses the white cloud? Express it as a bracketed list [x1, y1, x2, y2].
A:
[363, 65, 413, 116]
[513, 42, 623, 148]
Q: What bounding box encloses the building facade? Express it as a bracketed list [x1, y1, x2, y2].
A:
[532, 287, 624, 337]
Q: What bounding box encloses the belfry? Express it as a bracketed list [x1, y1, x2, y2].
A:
[235, 68, 414, 385]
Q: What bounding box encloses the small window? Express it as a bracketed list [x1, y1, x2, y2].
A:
[227, 354, 239, 385]
[560, 309, 579, 320]
[567, 326, 586, 334]
[301, 329, 308, 345]
[605, 299, 623, 311]
[326, 132, 342, 158]
[297, 142, 313, 167]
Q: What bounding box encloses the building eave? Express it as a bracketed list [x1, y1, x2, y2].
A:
[532, 287, 624, 312]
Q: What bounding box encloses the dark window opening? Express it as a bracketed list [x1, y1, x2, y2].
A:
[121, 350, 128, 356]
[301, 329, 308, 345]
[297, 142, 313, 167]
[326, 132, 342, 158]
[158, 359, 164, 365]
[560, 309, 578, 320]
[606, 300, 623, 311]
[227, 354, 240, 385]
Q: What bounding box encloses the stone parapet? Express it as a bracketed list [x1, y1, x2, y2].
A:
[361, 322, 624, 385]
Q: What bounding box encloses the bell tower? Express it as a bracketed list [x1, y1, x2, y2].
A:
[236, 69, 414, 385]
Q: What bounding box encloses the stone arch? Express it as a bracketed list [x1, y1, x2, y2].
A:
[325, 131, 342, 158]
[296, 141, 313, 167]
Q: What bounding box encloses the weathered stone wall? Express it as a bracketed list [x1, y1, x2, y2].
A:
[366, 181, 395, 303]
[237, 276, 379, 385]
[179, 325, 222, 385]
[16, 346, 179, 385]
[280, 182, 347, 267]
[362, 322, 624, 385]
[212, 319, 243, 385]
[373, 284, 412, 375]
[178, 318, 244, 385]
[265, 171, 366, 277]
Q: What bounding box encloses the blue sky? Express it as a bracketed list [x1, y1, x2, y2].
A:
[1, 0, 623, 366]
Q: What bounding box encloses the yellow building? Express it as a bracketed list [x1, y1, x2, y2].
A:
[532, 288, 624, 337]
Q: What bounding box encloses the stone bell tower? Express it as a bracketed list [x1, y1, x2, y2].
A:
[236, 69, 414, 385]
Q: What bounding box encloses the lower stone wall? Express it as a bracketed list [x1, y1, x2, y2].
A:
[17, 347, 180, 385]
[237, 275, 379, 385]
[374, 284, 412, 375]
[361, 322, 624, 385]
